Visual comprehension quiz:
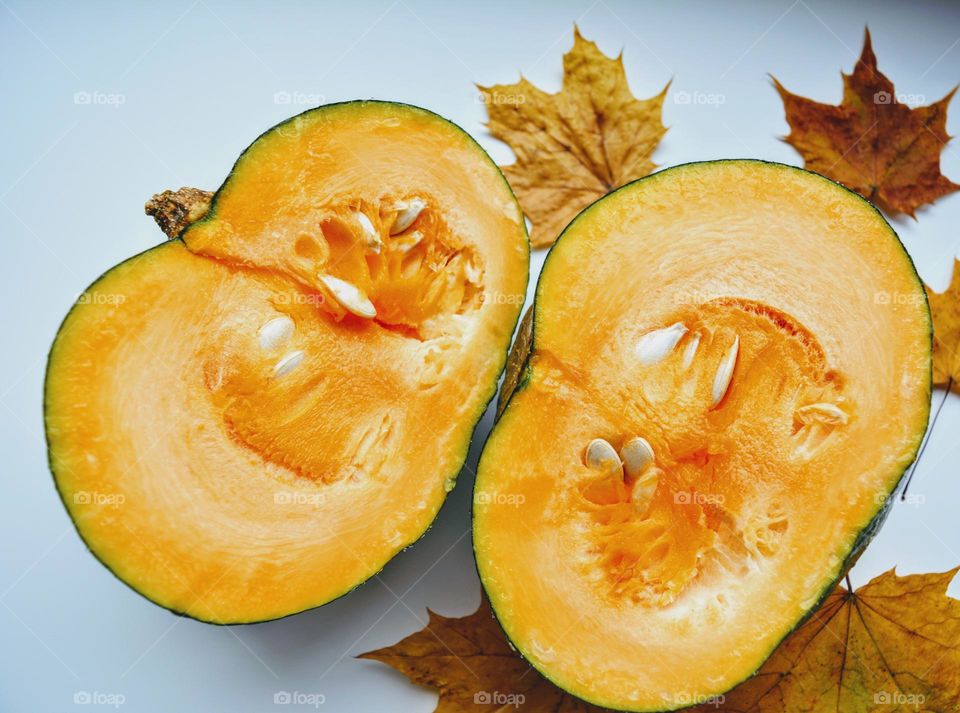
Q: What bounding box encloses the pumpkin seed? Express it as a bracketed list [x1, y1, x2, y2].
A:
[319, 275, 377, 319]
[636, 322, 688, 365]
[584, 438, 622, 477]
[356, 211, 381, 254]
[681, 332, 701, 369]
[796, 402, 848, 426]
[621, 436, 655, 480]
[273, 350, 304, 377]
[390, 198, 426, 235]
[258, 316, 295, 350]
[631, 467, 660, 513]
[711, 335, 739, 407]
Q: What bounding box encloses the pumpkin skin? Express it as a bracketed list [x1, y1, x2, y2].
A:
[45, 101, 528, 624]
[474, 161, 930, 711]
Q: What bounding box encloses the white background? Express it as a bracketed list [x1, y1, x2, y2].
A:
[2, 1, 959, 711]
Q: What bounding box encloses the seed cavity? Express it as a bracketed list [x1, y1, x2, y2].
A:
[681, 332, 701, 369]
[711, 335, 739, 407]
[273, 350, 304, 377]
[319, 275, 377, 319]
[796, 402, 848, 426]
[356, 211, 381, 254]
[390, 198, 426, 235]
[621, 436, 655, 481]
[636, 322, 688, 365]
[584, 438, 622, 477]
[258, 316, 295, 350]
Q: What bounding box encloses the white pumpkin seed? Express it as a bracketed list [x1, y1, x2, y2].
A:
[636, 322, 688, 365]
[319, 275, 377, 319]
[621, 436, 655, 480]
[631, 467, 660, 513]
[711, 335, 739, 407]
[390, 198, 426, 235]
[258, 316, 295, 350]
[681, 332, 701, 369]
[394, 230, 423, 253]
[584, 438, 622, 477]
[273, 350, 304, 377]
[796, 402, 848, 426]
[356, 211, 381, 254]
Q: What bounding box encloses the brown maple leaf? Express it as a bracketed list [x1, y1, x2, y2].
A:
[774, 29, 958, 216]
[926, 258, 960, 392]
[479, 27, 668, 248]
[358, 598, 610, 712]
[361, 569, 960, 713]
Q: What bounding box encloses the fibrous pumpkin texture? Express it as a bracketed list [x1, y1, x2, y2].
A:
[474, 161, 930, 711]
[45, 101, 528, 623]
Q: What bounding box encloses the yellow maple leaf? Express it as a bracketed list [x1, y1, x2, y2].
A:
[361, 569, 960, 712]
[773, 29, 958, 217]
[479, 27, 668, 248]
[690, 569, 960, 712]
[926, 258, 960, 392]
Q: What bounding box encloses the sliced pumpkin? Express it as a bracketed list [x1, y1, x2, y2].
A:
[45, 101, 528, 623]
[474, 161, 930, 711]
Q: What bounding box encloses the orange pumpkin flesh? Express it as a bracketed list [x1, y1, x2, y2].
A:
[474, 161, 930, 711]
[45, 101, 528, 623]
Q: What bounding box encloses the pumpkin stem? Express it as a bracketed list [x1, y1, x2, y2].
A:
[145, 187, 213, 239]
[901, 376, 953, 500]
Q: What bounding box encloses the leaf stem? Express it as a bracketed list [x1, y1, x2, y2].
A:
[901, 376, 953, 500]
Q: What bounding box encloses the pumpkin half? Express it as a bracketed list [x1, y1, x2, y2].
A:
[474, 161, 930, 711]
[45, 101, 528, 623]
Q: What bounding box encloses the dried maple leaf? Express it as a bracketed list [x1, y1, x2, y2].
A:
[690, 568, 960, 712]
[479, 27, 668, 248]
[358, 598, 609, 712]
[361, 569, 960, 713]
[926, 258, 960, 392]
[774, 29, 958, 216]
